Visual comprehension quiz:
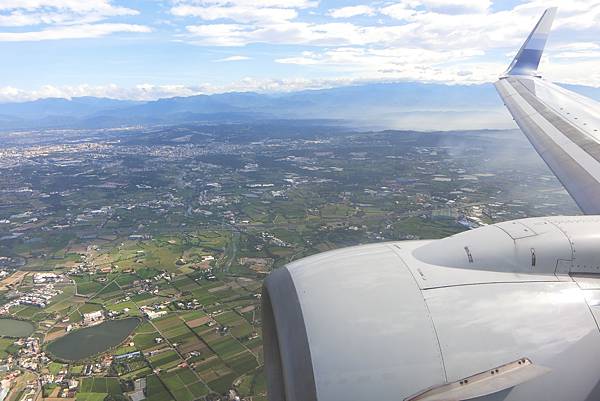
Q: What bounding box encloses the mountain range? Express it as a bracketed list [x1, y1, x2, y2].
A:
[1, 82, 599, 131]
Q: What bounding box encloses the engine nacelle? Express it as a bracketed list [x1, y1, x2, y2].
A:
[262, 216, 600, 401]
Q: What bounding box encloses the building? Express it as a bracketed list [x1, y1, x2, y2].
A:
[33, 273, 60, 284]
[115, 351, 141, 360]
[145, 310, 167, 320]
[83, 311, 104, 325]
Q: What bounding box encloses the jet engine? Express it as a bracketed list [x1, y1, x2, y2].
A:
[262, 216, 600, 401]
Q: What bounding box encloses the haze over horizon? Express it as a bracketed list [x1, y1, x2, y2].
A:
[1, 0, 600, 104]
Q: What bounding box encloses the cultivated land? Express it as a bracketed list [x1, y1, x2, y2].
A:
[0, 122, 579, 401]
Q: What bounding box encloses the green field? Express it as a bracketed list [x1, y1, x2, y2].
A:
[159, 367, 208, 401]
[76, 392, 108, 401]
[147, 350, 182, 370]
[80, 377, 122, 395]
[143, 374, 172, 401]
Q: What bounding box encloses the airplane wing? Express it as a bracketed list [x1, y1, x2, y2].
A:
[495, 7, 600, 214]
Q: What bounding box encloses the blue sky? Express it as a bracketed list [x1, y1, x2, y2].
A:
[0, 0, 599, 101]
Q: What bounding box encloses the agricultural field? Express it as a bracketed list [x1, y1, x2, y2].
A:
[159, 367, 209, 401]
[80, 377, 123, 395]
[0, 124, 581, 401]
[145, 375, 174, 401]
[147, 349, 183, 371]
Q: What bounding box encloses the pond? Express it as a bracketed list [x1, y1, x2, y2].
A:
[0, 318, 35, 337]
[46, 318, 140, 361]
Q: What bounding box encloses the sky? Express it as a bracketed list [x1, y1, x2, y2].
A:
[1, 0, 600, 102]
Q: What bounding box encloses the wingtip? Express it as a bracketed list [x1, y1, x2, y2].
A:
[544, 7, 558, 24]
[504, 7, 557, 77]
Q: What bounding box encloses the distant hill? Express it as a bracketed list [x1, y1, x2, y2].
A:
[1, 81, 599, 131]
[0, 97, 141, 119]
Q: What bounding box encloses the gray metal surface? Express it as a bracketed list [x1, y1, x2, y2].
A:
[262, 267, 317, 401]
[268, 217, 600, 400]
[406, 358, 550, 401]
[285, 243, 446, 400]
[425, 280, 600, 401]
[411, 218, 571, 275]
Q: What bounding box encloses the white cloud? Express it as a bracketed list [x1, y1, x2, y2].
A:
[380, 4, 420, 20]
[5, 0, 600, 97]
[276, 47, 493, 84]
[328, 5, 375, 19]
[0, 23, 151, 41]
[549, 42, 600, 59]
[553, 51, 600, 59]
[0, 84, 194, 103]
[171, 5, 297, 23]
[181, 3, 538, 49]
[0, 78, 358, 103]
[185, 23, 251, 46]
[174, 1, 600, 86]
[181, 3, 591, 86]
[0, 0, 150, 40]
[5, 59, 598, 106]
[185, 22, 421, 47]
[418, 0, 491, 14]
[0, 0, 135, 13]
[171, 0, 316, 9]
[0, 0, 139, 26]
[178, 0, 600, 53]
[170, 0, 317, 24]
[552, 42, 600, 51]
[275, 51, 320, 65]
[214, 55, 250, 61]
[381, 0, 490, 18]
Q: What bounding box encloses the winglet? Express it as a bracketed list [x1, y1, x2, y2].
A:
[505, 7, 557, 76]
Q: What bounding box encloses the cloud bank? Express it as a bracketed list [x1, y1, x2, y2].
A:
[2, 1, 600, 101]
[0, 0, 150, 40]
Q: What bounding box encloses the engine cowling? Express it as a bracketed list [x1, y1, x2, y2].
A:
[262, 216, 600, 401]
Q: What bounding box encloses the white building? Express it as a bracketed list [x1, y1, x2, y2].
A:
[83, 311, 104, 325]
